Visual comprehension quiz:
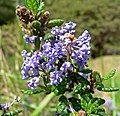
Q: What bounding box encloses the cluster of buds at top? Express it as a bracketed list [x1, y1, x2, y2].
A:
[16, 5, 50, 36]
[16, 5, 34, 35]
[16, 5, 34, 24]
[39, 11, 50, 25]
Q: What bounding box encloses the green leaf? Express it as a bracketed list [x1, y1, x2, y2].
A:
[25, 0, 39, 15]
[57, 102, 69, 116]
[102, 69, 116, 81]
[92, 98, 105, 106]
[38, 2, 45, 12]
[73, 83, 82, 93]
[21, 88, 44, 95]
[93, 71, 102, 85]
[81, 93, 93, 103]
[44, 33, 54, 40]
[35, 36, 40, 50]
[68, 97, 81, 111]
[95, 108, 106, 116]
[97, 87, 119, 92]
[5, 110, 22, 116]
[86, 98, 105, 115]
[59, 95, 68, 104]
[81, 68, 92, 74]
[31, 20, 41, 30]
[52, 78, 67, 95]
[47, 19, 64, 28]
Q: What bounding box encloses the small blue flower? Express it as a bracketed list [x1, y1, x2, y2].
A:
[42, 41, 66, 64]
[21, 51, 42, 79]
[60, 62, 73, 72]
[71, 30, 91, 68]
[27, 77, 40, 89]
[61, 22, 76, 34]
[24, 34, 37, 43]
[51, 22, 76, 39]
[50, 71, 63, 85]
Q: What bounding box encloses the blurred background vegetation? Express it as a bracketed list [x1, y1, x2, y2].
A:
[0, 0, 120, 115]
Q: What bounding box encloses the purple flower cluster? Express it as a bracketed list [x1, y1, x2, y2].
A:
[71, 30, 91, 68]
[42, 41, 67, 71]
[21, 51, 42, 89]
[51, 22, 76, 39]
[51, 22, 91, 69]
[50, 62, 73, 85]
[21, 22, 91, 88]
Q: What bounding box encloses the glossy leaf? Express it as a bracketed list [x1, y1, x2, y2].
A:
[25, 0, 39, 15]
[57, 102, 69, 116]
[93, 71, 102, 85]
[97, 87, 119, 92]
[47, 19, 64, 28]
[102, 69, 116, 81]
[68, 97, 81, 111]
[21, 88, 44, 95]
[44, 33, 54, 40]
[59, 95, 68, 104]
[31, 20, 41, 30]
[35, 37, 40, 50]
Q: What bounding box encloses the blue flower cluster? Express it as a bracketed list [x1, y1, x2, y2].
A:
[21, 50, 42, 89]
[21, 22, 91, 89]
[51, 22, 91, 69]
[51, 22, 76, 39]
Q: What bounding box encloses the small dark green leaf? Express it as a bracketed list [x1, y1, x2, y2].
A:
[73, 83, 82, 93]
[21, 88, 44, 95]
[59, 95, 68, 104]
[93, 98, 105, 106]
[47, 19, 64, 28]
[31, 20, 41, 30]
[93, 71, 102, 85]
[68, 97, 81, 111]
[5, 110, 22, 116]
[77, 76, 90, 85]
[57, 102, 69, 116]
[35, 36, 40, 50]
[94, 108, 106, 116]
[98, 87, 119, 92]
[102, 69, 116, 81]
[25, 0, 39, 15]
[81, 68, 92, 74]
[44, 33, 54, 40]
[81, 93, 93, 103]
[52, 79, 67, 95]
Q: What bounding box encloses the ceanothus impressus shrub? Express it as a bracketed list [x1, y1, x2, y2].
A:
[1, 0, 118, 116]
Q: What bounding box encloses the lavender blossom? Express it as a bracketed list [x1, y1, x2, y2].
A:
[61, 22, 76, 34]
[51, 25, 91, 69]
[24, 34, 37, 43]
[71, 30, 91, 68]
[51, 22, 76, 39]
[50, 71, 63, 85]
[27, 77, 40, 89]
[60, 62, 73, 72]
[21, 51, 42, 80]
[42, 41, 66, 65]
